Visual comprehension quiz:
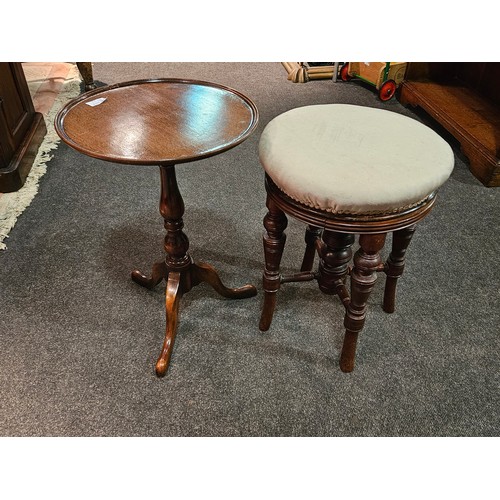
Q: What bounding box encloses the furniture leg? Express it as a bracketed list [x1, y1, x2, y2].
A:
[159, 165, 191, 271]
[131, 164, 189, 291]
[155, 272, 182, 376]
[131, 260, 168, 290]
[75, 63, 96, 91]
[341, 233, 386, 372]
[137, 165, 191, 376]
[192, 261, 256, 299]
[259, 195, 288, 331]
[300, 225, 322, 272]
[383, 225, 416, 313]
[317, 230, 355, 306]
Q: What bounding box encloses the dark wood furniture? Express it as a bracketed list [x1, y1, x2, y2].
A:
[55, 78, 259, 376]
[76, 63, 96, 91]
[257, 104, 454, 373]
[399, 62, 500, 187]
[0, 62, 47, 192]
[260, 177, 436, 373]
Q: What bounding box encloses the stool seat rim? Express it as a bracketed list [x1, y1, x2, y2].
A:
[265, 175, 436, 234]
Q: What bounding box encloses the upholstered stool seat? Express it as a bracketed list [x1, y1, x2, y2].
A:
[258, 104, 454, 372]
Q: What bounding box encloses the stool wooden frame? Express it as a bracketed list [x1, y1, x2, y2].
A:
[259, 175, 437, 372]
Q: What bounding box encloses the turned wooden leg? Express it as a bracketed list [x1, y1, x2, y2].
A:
[300, 225, 322, 272]
[132, 165, 189, 293]
[340, 233, 386, 372]
[76, 62, 96, 91]
[317, 230, 355, 306]
[383, 225, 416, 313]
[159, 165, 191, 272]
[259, 195, 288, 331]
[155, 272, 182, 377]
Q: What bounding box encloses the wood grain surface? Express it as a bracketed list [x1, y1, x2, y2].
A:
[55, 78, 258, 166]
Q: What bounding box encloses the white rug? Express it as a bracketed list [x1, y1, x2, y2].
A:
[0, 66, 82, 250]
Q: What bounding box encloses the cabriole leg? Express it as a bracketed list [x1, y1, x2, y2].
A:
[155, 272, 182, 377]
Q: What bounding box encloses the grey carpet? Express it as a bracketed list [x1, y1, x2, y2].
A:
[1, 62, 499, 436]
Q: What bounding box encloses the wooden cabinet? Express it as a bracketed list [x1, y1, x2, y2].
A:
[398, 63, 500, 187]
[0, 62, 47, 192]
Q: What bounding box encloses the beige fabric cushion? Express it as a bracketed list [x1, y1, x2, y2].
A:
[259, 104, 455, 214]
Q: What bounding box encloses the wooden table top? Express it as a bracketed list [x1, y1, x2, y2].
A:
[54, 78, 259, 166]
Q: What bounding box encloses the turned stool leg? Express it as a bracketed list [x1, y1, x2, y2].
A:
[383, 225, 416, 313]
[259, 195, 288, 331]
[317, 230, 355, 306]
[341, 233, 386, 372]
[300, 225, 322, 272]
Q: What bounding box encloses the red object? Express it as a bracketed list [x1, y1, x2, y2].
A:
[379, 80, 397, 101]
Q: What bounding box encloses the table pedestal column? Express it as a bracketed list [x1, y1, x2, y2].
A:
[132, 164, 257, 376]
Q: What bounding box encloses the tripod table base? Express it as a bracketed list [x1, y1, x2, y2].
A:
[132, 259, 256, 376]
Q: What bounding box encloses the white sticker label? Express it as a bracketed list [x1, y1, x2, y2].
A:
[86, 97, 107, 107]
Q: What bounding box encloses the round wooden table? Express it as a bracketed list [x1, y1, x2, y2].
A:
[55, 78, 259, 376]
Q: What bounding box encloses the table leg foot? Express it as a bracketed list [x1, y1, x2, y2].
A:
[155, 272, 182, 377]
[131, 260, 168, 290]
[193, 261, 257, 299]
